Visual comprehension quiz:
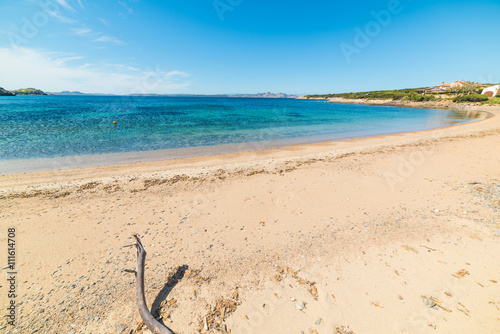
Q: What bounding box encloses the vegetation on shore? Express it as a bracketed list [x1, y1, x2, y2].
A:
[10, 88, 47, 95]
[0, 87, 47, 96]
[453, 94, 489, 103]
[305, 82, 500, 104]
[482, 97, 500, 105]
[305, 87, 426, 100]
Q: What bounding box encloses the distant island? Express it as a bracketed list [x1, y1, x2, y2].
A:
[49, 91, 298, 98]
[0, 87, 47, 96]
[1, 87, 297, 98]
[48, 90, 87, 96]
[212, 92, 298, 98]
[11, 88, 47, 95]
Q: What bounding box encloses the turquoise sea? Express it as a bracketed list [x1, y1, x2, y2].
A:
[0, 96, 485, 173]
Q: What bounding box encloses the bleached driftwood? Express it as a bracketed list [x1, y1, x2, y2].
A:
[125, 234, 174, 334]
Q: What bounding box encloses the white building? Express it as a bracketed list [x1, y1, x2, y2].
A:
[482, 85, 499, 98]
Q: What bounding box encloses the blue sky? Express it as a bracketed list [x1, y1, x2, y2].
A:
[0, 0, 499, 95]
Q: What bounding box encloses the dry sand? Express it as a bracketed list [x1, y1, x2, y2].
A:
[0, 105, 499, 334]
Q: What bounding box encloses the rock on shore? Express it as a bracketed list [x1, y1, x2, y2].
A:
[0, 87, 15, 96]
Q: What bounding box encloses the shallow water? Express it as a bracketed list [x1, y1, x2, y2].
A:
[0, 95, 486, 173]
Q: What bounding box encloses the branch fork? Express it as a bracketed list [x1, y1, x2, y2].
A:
[125, 234, 174, 334]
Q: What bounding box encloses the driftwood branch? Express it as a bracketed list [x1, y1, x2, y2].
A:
[127, 234, 174, 334]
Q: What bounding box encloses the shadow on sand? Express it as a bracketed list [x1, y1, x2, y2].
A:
[149, 264, 189, 329]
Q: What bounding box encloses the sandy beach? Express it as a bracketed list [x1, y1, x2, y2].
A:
[0, 104, 499, 334]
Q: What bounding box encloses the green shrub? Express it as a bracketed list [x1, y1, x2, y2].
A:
[365, 91, 405, 100]
[453, 94, 489, 103]
[305, 90, 405, 100]
[482, 97, 500, 105]
[304, 87, 429, 101]
[405, 93, 435, 102]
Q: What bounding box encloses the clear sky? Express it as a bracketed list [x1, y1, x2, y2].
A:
[0, 0, 499, 95]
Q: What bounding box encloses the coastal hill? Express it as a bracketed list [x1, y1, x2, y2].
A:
[300, 81, 500, 104]
[0, 87, 15, 96]
[50, 91, 88, 95]
[11, 88, 47, 95]
[0, 87, 47, 96]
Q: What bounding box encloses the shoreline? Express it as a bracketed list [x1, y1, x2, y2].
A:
[300, 95, 500, 111]
[0, 105, 496, 193]
[0, 106, 499, 333]
[0, 103, 493, 178]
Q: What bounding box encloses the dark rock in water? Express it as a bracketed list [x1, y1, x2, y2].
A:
[0, 87, 15, 96]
